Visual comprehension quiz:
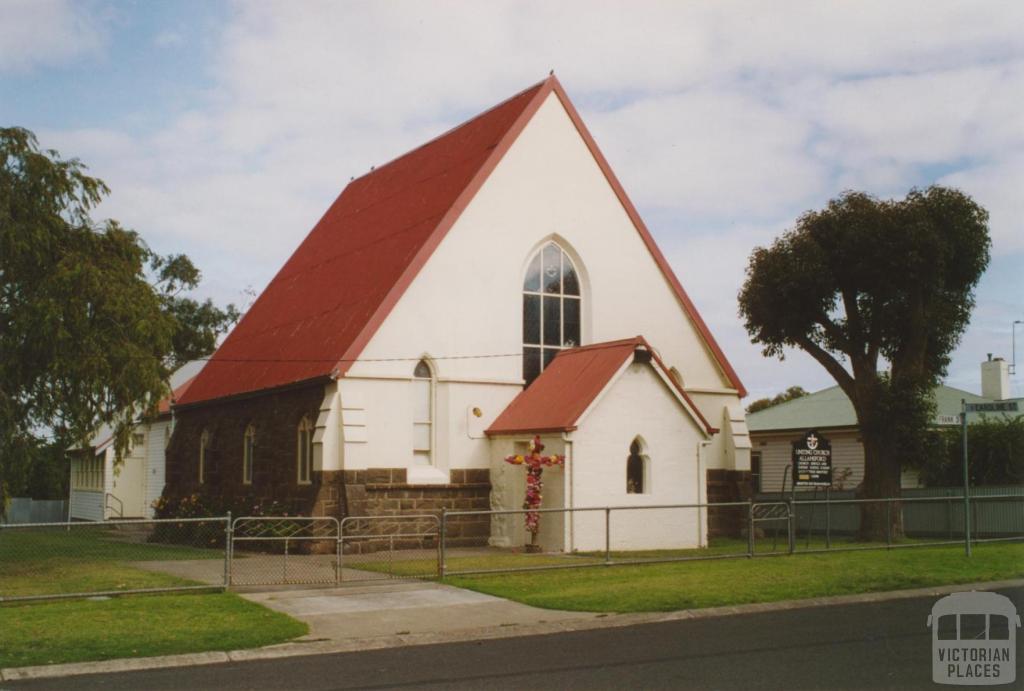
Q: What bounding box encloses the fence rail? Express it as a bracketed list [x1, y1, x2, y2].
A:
[1, 493, 1021, 602]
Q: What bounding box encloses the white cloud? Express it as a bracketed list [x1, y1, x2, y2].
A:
[0, 0, 106, 73]
[27, 0, 1024, 398]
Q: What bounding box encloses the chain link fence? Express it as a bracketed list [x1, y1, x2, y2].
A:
[229, 517, 341, 587]
[340, 514, 440, 582]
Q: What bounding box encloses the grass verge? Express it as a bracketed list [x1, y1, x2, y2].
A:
[0, 526, 222, 597]
[0, 592, 308, 669]
[445, 541, 1024, 613]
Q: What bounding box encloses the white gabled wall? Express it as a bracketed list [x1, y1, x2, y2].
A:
[570, 362, 706, 551]
[339, 91, 743, 477]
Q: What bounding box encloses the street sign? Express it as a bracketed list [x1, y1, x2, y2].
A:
[934, 414, 960, 425]
[964, 401, 1019, 413]
[792, 429, 832, 487]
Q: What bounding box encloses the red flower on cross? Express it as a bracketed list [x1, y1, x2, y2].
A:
[504, 436, 564, 548]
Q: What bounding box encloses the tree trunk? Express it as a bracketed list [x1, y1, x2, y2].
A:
[857, 435, 904, 541]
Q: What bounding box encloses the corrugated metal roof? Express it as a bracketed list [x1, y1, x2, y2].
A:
[179, 76, 747, 406]
[746, 384, 1000, 433]
[486, 338, 639, 435]
[179, 81, 547, 405]
[486, 337, 714, 436]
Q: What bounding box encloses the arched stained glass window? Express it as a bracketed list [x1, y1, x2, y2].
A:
[242, 424, 255, 485]
[199, 429, 209, 484]
[523, 243, 581, 386]
[627, 438, 646, 494]
[297, 417, 313, 484]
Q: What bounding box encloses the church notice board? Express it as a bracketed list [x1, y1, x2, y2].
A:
[792, 430, 832, 487]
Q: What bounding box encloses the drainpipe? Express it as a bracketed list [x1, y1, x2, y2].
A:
[697, 440, 712, 547]
[561, 433, 574, 552]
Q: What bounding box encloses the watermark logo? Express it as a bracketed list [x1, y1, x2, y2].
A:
[928, 591, 1020, 685]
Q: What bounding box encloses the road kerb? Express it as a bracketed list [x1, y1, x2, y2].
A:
[3, 577, 1022, 683]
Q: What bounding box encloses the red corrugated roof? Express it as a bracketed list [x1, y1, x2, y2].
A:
[485, 337, 715, 436]
[179, 81, 548, 405]
[179, 76, 745, 406]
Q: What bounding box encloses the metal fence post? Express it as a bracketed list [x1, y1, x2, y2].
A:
[787, 499, 795, 554]
[439, 509, 447, 580]
[886, 500, 892, 549]
[825, 489, 831, 549]
[224, 511, 232, 588]
[335, 518, 342, 586]
[747, 499, 754, 557]
[604, 507, 611, 565]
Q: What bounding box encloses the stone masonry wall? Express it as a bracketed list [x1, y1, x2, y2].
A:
[164, 383, 342, 519]
[342, 468, 491, 553]
[706, 468, 753, 538]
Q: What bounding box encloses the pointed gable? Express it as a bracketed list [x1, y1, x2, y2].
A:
[486, 337, 715, 436]
[180, 76, 745, 406]
[180, 82, 547, 405]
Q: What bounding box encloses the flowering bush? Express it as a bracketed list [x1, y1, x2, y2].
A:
[150, 492, 296, 548]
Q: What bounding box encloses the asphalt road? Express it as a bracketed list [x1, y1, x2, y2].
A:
[7, 587, 1023, 690]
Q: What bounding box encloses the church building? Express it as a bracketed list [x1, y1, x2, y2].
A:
[166, 76, 751, 551]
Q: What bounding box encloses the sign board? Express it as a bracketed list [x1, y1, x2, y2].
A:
[792, 429, 832, 487]
[934, 414, 961, 426]
[964, 401, 1019, 413]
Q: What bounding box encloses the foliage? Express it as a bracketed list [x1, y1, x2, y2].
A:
[746, 385, 809, 414]
[151, 492, 297, 548]
[0, 127, 237, 509]
[738, 186, 990, 536]
[917, 415, 1024, 486]
[0, 593, 307, 669]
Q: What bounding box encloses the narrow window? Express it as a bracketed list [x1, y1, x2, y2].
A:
[242, 424, 255, 485]
[297, 417, 313, 484]
[413, 359, 433, 466]
[523, 242, 581, 386]
[627, 439, 646, 494]
[199, 429, 209, 484]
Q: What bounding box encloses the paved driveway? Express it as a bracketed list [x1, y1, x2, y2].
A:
[242, 580, 598, 641]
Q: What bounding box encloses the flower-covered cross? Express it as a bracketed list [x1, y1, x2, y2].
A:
[504, 435, 564, 548]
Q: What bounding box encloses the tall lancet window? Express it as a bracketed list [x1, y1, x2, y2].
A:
[523, 242, 581, 386]
[413, 359, 433, 466]
[627, 438, 647, 494]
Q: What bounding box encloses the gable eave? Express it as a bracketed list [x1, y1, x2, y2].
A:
[332, 76, 745, 399]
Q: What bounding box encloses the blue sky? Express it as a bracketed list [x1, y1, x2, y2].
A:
[2, 0, 1022, 399]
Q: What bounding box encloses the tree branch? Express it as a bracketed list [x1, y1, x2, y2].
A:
[794, 334, 856, 398]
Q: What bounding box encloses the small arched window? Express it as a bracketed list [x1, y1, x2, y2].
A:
[413, 359, 433, 466]
[242, 424, 255, 485]
[198, 429, 209, 484]
[297, 417, 313, 484]
[523, 242, 581, 386]
[627, 438, 647, 494]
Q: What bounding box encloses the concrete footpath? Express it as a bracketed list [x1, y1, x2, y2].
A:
[3, 577, 1023, 683]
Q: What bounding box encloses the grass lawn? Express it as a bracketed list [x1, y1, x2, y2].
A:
[445, 541, 1024, 613]
[0, 592, 308, 669]
[0, 526, 223, 598]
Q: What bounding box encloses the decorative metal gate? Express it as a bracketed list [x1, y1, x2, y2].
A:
[340, 514, 440, 582]
[229, 516, 341, 586]
[750, 501, 794, 553]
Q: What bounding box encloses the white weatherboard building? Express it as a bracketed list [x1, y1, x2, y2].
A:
[169, 76, 752, 551]
[69, 368, 198, 520]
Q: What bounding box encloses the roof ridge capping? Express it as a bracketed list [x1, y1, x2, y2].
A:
[350, 76, 553, 183]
